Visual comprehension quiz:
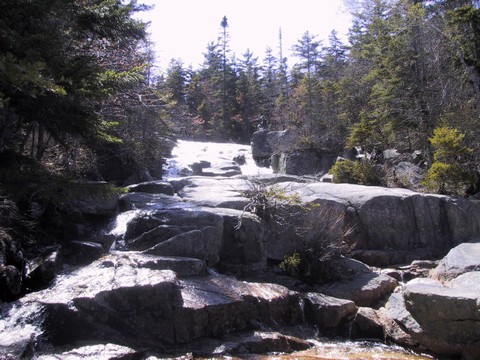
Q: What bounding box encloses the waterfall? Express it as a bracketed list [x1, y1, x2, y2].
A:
[164, 140, 272, 179]
[106, 140, 271, 245]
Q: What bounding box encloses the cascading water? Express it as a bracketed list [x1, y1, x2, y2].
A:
[157, 141, 434, 360]
[107, 139, 272, 246]
[164, 139, 272, 179]
[0, 302, 45, 357]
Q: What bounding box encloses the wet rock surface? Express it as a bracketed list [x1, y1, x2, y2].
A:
[350, 307, 384, 340]
[1, 253, 305, 357]
[35, 343, 138, 360]
[126, 180, 175, 195]
[24, 249, 60, 291]
[122, 208, 224, 266]
[317, 272, 399, 307]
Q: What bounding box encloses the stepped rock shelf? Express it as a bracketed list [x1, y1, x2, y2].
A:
[1, 140, 480, 359]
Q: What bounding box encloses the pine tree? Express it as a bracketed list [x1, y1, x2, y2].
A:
[0, 0, 150, 161]
[291, 31, 322, 138]
[423, 124, 473, 194]
[236, 50, 263, 142]
[318, 31, 349, 152]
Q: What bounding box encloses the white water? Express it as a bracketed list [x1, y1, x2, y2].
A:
[0, 302, 44, 355]
[108, 140, 270, 242]
[164, 140, 272, 178]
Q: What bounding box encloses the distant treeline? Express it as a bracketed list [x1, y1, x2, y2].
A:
[1, 0, 479, 194]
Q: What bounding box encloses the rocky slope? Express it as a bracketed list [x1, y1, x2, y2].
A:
[1, 141, 480, 359]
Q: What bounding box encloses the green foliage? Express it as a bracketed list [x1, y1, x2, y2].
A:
[0, 52, 67, 98]
[239, 179, 306, 226]
[330, 159, 385, 186]
[447, 5, 480, 69]
[347, 117, 382, 152]
[423, 162, 460, 193]
[298, 134, 318, 149]
[264, 185, 303, 205]
[330, 159, 358, 184]
[279, 252, 302, 277]
[429, 125, 471, 162]
[422, 124, 473, 194]
[0, 0, 151, 158]
[0, 151, 126, 206]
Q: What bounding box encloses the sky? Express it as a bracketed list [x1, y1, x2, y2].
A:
[137, 0, 353, 72]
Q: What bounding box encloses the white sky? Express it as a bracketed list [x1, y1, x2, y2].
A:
[138, 1, 353, 72]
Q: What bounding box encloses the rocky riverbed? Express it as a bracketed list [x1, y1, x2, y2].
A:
[1, 140, 479, 359]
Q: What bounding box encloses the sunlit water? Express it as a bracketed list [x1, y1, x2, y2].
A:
[0, 302, 44, 355]
[164, 140, 272, 178]
[260, 340, 434, 360]
[199, 340, 434, 360]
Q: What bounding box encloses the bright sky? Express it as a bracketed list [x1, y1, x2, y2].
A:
[138, 1, 353, 72]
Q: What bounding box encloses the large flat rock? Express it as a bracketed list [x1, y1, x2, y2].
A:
[281, 182, 480, 261]
[385, 277, 480, 358]
[2, 253, 303, 355]
[175, 276, 302, 343]
[176, 176, 250, 209]
[169, 177, 480, 264]
[430, 241, 480, 281]
[317, 272, 398, 307]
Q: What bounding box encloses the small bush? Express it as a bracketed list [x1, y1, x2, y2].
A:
[279, 252, 302, 277]
[330, 159, 384, 186]
[238, 179, 308, 230]
[298, 134, 317, 150]
[329, 159, 358, 183]
[422, 124, 474, 195]
[422, 161, 472, 195]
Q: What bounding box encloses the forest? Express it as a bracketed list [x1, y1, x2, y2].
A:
[1, 0, 480, 196]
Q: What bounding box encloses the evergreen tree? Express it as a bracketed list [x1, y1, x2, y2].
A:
[236, 50, 263, 142]
[160, 59, 193, 138]
[344, 0, 397, 152]
[0, 0, 150, 164]
[291, 31, 322, 136]
[220, 16, 231, 133]
[423, 124, 473, 194]
[272, 28, 291, 130]
[317, 31, 349, 152]
[260, 47, 279, 125]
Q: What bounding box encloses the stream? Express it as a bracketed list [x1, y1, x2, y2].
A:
[0, 140, 437, 359]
